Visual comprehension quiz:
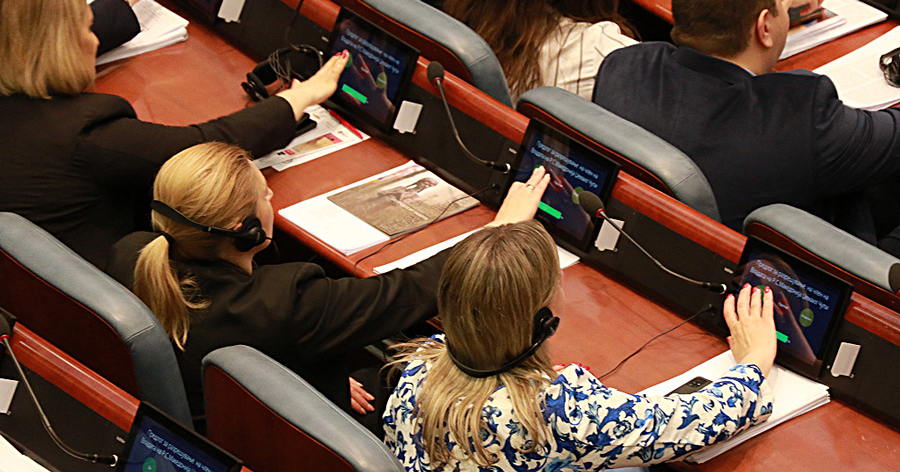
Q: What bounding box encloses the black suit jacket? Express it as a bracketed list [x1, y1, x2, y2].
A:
[106, 232, 449, 425]
[0, 93, 297, 267]
[593, 43, 900, 238]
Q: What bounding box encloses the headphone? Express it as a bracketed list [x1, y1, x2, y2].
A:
[150, 201, 269, 253]
[241, 45, 323, 101]
[447, 307, 560, 378]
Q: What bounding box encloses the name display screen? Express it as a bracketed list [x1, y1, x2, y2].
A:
[327, 8, 419, 130]
[735, 237, 852, 377]
[116, 403, 241, 472]
[508, 119, 619, 252]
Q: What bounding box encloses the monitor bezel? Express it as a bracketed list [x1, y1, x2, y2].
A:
[506, 118, 620, 253]
[326, 7, 420, 132]
[735, 236, 853, 379]
[116, 402, 242, 472]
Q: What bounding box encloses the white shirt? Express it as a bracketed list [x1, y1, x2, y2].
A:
[537, 18, 638, 101]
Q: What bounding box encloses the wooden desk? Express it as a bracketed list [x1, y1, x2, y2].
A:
[93, 3, 900, 471]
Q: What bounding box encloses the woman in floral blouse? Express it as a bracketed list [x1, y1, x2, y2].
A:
[383, 220, 776, 471]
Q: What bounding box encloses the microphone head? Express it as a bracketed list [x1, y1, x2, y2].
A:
[889, 262, 900, 294]
[426, 61, 445, 84]
[578, 190, 604, 217]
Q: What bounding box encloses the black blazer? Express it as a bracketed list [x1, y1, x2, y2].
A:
[0, 93, 297, 267]
[593, 43, 900, 239]
[106, 232, 449, 424]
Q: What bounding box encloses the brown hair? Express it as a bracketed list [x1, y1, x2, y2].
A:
[390, 220, 561, 467]
[444, 0, 633, 100]
[133, 143, 265, 349]
[671, 0, 777, 57]
[0, 0, 96, 98]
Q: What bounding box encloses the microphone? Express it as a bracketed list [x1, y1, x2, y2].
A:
[427, 61, 511, 174]
[579, 191, 728, 295]
[0, 315, 118, 467]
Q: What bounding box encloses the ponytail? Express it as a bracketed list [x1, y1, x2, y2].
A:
[133, 235, 208, 350]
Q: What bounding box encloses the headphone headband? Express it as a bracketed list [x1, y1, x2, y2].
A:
[150, 200, 268, 252]
[447, 307, 559, 378]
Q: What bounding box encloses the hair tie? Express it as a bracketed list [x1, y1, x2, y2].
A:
[158, 230, 177, 246]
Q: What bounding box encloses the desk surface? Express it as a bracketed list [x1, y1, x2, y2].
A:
[93, 3, 900, 470]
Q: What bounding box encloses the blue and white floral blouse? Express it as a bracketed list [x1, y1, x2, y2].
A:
[383, 335, 773, 471]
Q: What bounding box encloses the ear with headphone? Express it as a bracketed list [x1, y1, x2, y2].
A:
[447, 307, 560, 378]
[241, 45, 324, 101]
[150, 201, 269, 252]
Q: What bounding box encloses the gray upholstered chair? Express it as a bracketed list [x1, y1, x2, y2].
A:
[0, 212, 191, 427]
[202, 345, 403, 472]
[744, 204, 900, 308]
[337, 0, 513, 106]
[517, 86, 722, 221]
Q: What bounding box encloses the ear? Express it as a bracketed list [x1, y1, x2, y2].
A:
[755, 8, 776, 49]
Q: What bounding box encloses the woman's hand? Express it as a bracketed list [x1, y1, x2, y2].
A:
[487, 166, 551, 227]
[349, 376, 375, 415]
[276, 51, 349, 121]
[723, 284, 777, 377]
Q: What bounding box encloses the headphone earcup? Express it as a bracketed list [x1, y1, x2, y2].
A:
[242, 71, 269, 101]
[531, 307, 560, 345]
[234, 216, 267, 252]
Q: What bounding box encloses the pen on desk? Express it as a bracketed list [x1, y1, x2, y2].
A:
[328, 109, 364, 140]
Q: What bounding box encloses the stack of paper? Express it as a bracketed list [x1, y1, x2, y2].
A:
[780, 0, 887, 59]
[279, 162, 479, 255]
[640, 351, 830, 464]
[96, 0, 189, 66]
[815, 26, 900, 110]
[0, 433, 52, 472]
[255, 105, 369, 171]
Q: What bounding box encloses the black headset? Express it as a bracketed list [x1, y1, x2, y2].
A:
[150, 201, 269, 253]
[241, 45, 323, 101]
[447, 307, 560, 378]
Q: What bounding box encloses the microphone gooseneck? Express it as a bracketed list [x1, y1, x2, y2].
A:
[0, 315, 118, 467]
[427, 61, 511, 174]
[579, 191, 727, 295]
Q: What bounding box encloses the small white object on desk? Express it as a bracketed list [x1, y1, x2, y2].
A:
[393, 101, 423, 134]
[595, 218, 624, 252]
[217, 0, 245, 22]
[815, 26, 900, 110]
[0, 378, 18, 414]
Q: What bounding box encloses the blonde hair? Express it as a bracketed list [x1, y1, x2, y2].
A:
[391, 220, 561, 467]
[0, 0, 96, 98]
[133, 143, 265, 349]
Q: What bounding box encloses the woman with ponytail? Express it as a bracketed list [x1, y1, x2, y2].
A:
[106, 142, 551, 431]
[384, 221, 778, 470]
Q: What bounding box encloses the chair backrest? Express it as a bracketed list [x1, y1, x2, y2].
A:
[517, 86, 722, 221]
[203, 345, 403, 472]
[335, 0, 513, 106]
[744, 204, 900, 313]
[0, 212, 192, 426]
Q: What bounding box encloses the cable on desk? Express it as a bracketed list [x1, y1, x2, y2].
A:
[351, 185, 494, 277]
[597, 304, 715, 380]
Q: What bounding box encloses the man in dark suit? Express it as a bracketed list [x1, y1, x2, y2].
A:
[592, 0, 900, 242]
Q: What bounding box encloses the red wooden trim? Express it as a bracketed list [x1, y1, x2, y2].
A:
[630, 0, 674, 23]
[411, 58, 527, 143]
[280, 0, 340, 31]
[612, 173, 747, 262]
[10, 324, 138, 431]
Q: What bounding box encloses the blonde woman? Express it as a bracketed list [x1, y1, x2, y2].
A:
[0, 0, 347, 268]
[105, 142, 551, 430]
[384, 221, 777, 470]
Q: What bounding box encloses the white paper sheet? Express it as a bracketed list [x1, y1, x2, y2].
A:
[815, 26, 900, 110]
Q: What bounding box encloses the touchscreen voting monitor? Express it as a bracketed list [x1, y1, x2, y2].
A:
[327, 8, 419, 131]
[116, 402, 241, 472]
[507, 118, 619, 252]
[735, 236, 853, 378]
